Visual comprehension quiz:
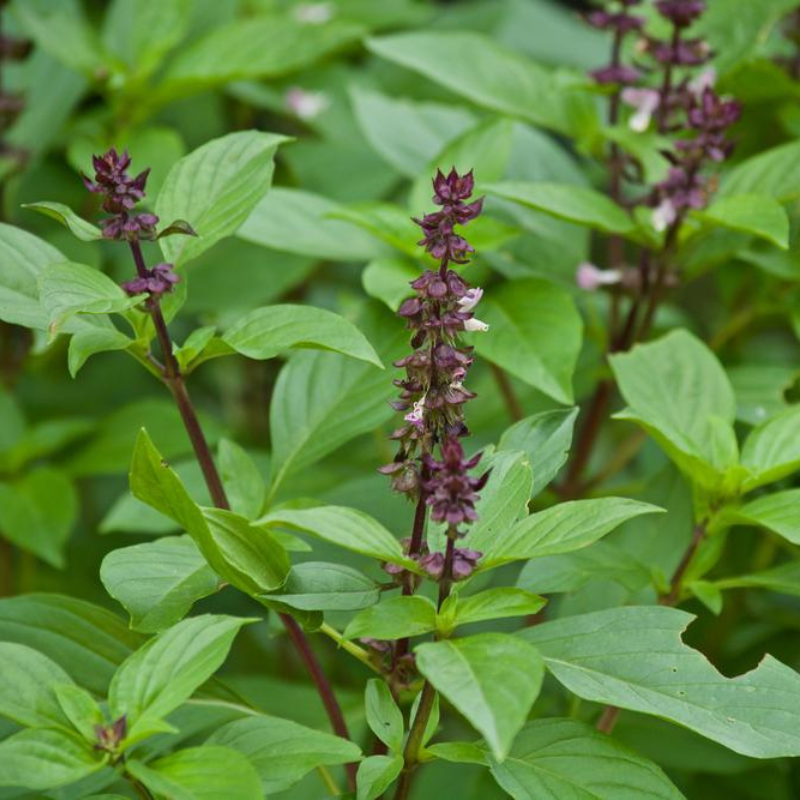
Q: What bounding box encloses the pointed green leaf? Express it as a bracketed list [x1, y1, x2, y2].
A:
[356, 754, 404, 800]
[732, 489, 800, 543]
[366, 679, 405, 752]
[100, 535, 222, 633]
[415, 633, 544, 760]
[108, 614, 254, 742]
[697, 194, 789, 249]
[741, 406, 800, 490]
[523, 605, 800, 758]
[263, 562, 380, 612]
[23, 201, 103, 241]
[217, 439, 265, 519]
[475, 278, 582, 405]
[155, 130, 289, 265]
[208, 715, 361, 794]
[488, 718, 684, 799]
[480, 498, 663, 568]
[444, 588, 546, 632]
[345, 596, 437, 641]
[53, 683, 103, 743]
[222, 304, 382, 367]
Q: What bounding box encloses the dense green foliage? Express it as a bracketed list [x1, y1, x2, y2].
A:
[2, 0, 800, 798]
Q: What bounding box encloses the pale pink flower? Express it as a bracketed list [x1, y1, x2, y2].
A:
[576, 262, 622, 291]
[621, 87, 661, 132]
[285, 88, 330, 121]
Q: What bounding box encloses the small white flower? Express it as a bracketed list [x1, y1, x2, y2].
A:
[285, 87, 330, 121]
[404, 396, 426, 426]
[294, 2, 334, 24]
[464, 318, 489, 333]
[688, 68, 716, 98]
[652, 199, 677, 232]
[621, 88, 660, 133]
[576, 262, 622, 291]
[457, 287, 483, 312]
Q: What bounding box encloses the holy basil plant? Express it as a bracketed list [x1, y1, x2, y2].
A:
[2, 0, 800, 798]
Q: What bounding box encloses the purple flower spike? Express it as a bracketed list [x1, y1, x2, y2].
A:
[122, 262, 180, 299]
[655, 0, 706, 27]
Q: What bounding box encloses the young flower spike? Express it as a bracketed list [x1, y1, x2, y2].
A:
[82, 148, 159, 241]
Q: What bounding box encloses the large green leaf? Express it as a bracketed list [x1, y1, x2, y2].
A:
[475, 278, 582, 405]
[157, 14, 364, 100]
[697, 194, 789, 249]
[23, 201, 103, 241]
[416, 633, 544, 760]
[267, 304, 404, 496]
[486, 718, 684, 799]
[0, 642, 73, 728]
[108, 614, 253, 743]
[731, 489, 800, 544]
[523, 605, 800, 758]
[366, 32, 596, 138]
[257, 506, 415, 569]
[344, 596, 438, 640]
[130, 429, 290, 594]
[0, 223, 70, 329]
[100, 536, 222, 634]
[740, 406, 800, 490]
[155, 130, 288, 265]
[486, 181, 636, 235]
[480, 498, 663, 569]
[442, 588, 546, 633]
[0, 728, 102, 791]
[128, 746, 262, 800]
[263, 562, 379, 612]
[610, 329, 739, 490]
[497, 408, 578, 498]
[0, 594, 142, 695]
[208, 715, 361, 793]
[221, 304, 382, 367]
[720, 139, 800, 201]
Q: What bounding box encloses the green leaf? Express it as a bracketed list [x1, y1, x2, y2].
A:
[442, 588, 546, 633]
[487, 718, 684, 799]
[366, 679, 405, 752]
[610, 329, 739, 490]
[100, 535, 222, 634]
[486, 181, 636, 235]
[108, 614, 254, 743]
[38, 262, 143, 337]
[0, 642, 73, 728]
[130, 429, 290, 594]
[350, 85, 475, 178]
[267, 305, 404, 496]
[0, 728, 102, 791]
[362, 257, 420, 310]
[222, 304, 382, 367]
[480, 498, 663, 569]
[740, 406, 800, 490]
[720, 139, 800, 201]
[68, 327, 133, 377]
[475, 278, 582, 405]
[498, 408, 578, 498]
[697, 195, 789, 249]
[0, 467, 77, 567]
[218, 439, 265, 519]
[157, 15, 364, 100]
[457, 451, 532, 556]
[731, 489, 800, 544]
[128, 746, 261, 800]
[517, 540, 651, 594]
[356, 754, 404, 800]
[366, 32, 595, 138]
[263, 562, 379, 612]
[207, 715, 361, 794]
[23, 201, 103, 241]
[239, 187, 386, 261]
[345, 596, 437, 641]
[53, 683, 103, 743]
[102, 0, 191, 82]
[155, 130, 289, 265]
[416, 633, 544, 761]
[715, 562, 800, 599]
[523, 605, 800, 758]
[0, 593, 142, 695]
[257, 506, 414, 569]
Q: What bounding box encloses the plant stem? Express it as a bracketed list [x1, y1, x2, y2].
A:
[0, 536, 12, 596]
[489, 363, 523, 422]
[597, 518, 708, 734]
[125, 772, 155, 800]
[319, 622, 382, 672]
[126, 239, 356, 792]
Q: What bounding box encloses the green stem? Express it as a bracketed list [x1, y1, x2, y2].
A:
[319, 623, 382, 673]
